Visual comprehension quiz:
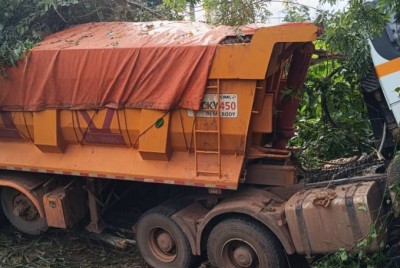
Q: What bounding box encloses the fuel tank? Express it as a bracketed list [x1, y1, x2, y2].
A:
[285, 181, 386, 255]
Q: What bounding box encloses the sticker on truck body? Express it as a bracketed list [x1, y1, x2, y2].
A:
[188, 94, 238, 118]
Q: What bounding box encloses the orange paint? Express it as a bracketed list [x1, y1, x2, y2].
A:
[0, 23, 318, 189]
[375, 57, 400, 78]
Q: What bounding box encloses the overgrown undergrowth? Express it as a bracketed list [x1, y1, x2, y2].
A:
[0, 226, 148, 268]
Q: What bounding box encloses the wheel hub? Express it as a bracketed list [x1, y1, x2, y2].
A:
[157, 232, 174, 252]
[222, 239, 260, 268]
[13, 203, 28, 217]
[233, 245, 255, 267]
[12, 193, 39, 221]
[149, 227, 177, 263]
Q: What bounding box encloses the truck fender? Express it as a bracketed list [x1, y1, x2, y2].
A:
[195, 188, 295, 255]
[0, 172, 48, 217]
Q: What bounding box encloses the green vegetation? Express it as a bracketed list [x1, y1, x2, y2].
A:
[0, 0, 176, 70]
[202, 0, 270, 26]
[282, 1, 400, 267]
[311, 219, 390, 267]
[286, 1, 398, 166]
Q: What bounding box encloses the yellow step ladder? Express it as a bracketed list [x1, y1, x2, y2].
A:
[194, 79, 221, 177]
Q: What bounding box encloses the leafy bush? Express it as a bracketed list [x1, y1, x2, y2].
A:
[287, 0, 395, 166]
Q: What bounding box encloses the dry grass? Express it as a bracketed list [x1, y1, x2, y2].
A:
[0, 226, 149, 268]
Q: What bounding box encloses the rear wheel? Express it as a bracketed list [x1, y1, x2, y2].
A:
[136, 206, 196, 268]
[1, 187, 48, 235]
[207, 218, 287, 268]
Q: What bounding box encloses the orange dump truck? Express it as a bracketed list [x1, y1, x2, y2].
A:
[0, 21, 386, 267]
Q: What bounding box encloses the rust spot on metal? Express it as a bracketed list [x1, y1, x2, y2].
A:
[262, 198, 272, 206]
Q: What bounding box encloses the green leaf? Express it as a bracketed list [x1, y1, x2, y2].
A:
[395, 87, 400, 97]
[357, 238, 368, 247]
[358, 203, 367, 212]
[339, 250, 348, 261]
[370, 231, 377, 239]
[155, 118, 164, 128]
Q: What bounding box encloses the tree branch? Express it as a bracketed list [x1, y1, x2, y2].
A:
[319, 67, 362, 153]
[311, 49, 345, 65]
[126, 0, 166, 20]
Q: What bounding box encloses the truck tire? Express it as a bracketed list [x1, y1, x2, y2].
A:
[207, 217, 287, 268]
[1, 187, 48, 235]
[0, 202, 5, 226]
[136, 206, 197, 268]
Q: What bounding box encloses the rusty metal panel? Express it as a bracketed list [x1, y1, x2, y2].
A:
[43, 186, 87, 229]
[285, 181, 385, 255]
[246, 164, 295, 186]
[171, 202, 210, 255]
[195, 188, 295, 255]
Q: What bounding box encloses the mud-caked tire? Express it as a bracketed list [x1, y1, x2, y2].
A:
[207, 217, 288, 268]
[136, 206, 197, 268]
[1, 187, 48, 235]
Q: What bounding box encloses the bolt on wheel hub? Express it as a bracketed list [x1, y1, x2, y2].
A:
[149, 227, 177, 263]
[233, 245, 255, 267]
[157, 231, 174, 252]
[12, 193, 39, 221]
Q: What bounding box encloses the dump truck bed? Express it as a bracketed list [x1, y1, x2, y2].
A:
[0, 21, 248, 111]
[0, 21, 318, 189]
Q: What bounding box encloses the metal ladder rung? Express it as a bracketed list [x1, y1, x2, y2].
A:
[196, 150, 219, 154]
[194, 79, 221, 178]
[197, 170, 220, 175]
[195, 129, 219, 134]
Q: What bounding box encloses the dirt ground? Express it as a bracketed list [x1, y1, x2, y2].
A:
[0, 225, 150, 268]
[0, 182, 213, 268]
[0, 223, 312, 268]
